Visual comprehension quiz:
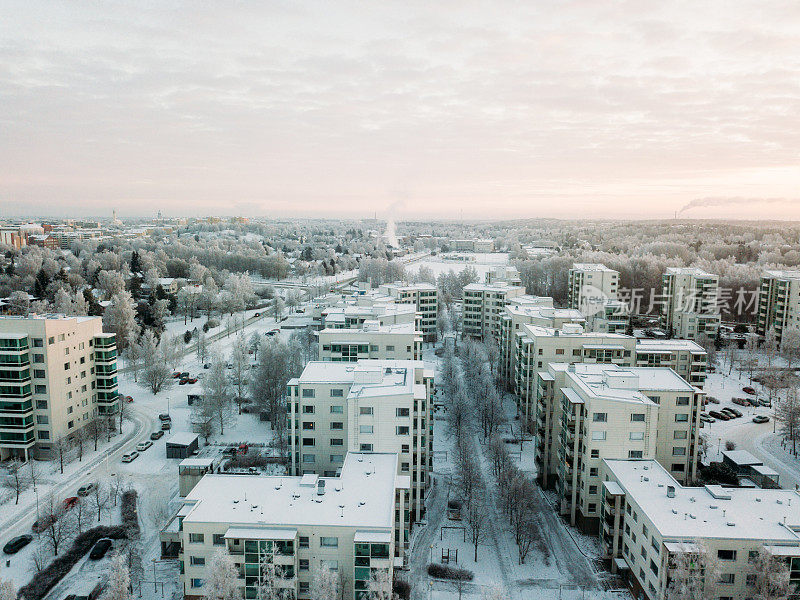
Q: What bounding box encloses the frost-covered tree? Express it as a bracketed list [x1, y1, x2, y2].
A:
[666, 542, 719, 600]
[101, 552, 131, 600]
[751, 546, 792, 600]
[309, 565, 339, 600]
[103, 291, 139, 349]
[205, 550, 239, 600]
[230, 334, 250, 409]
[204, 355, 233, 434]
[0, 577, 16, 600]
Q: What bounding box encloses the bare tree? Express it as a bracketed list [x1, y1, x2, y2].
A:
[75, 427, 87, 462]
[39, 494, 73, 556]
[751, 546, 792, 600]
[73, 495, 88, 534]
[310, 565, 339, 600]
[666, 542, 720, 600]
[28, 457, 40, 492]
[368, 568, 395, 600]
[141, 354, 172, 395]
[781, 329, 800, 370]
[52, 435, 70, 475]
[203, 355, 233, 435]
[230, 334, 250, 409]
[87, 419, 102, 451]
[3, 459, 28, 505]
[465, 489, 487, 562]
[196, 330, 209, 365]
[93, 480, 111, 522]
[0, 576, 17, 600]
[777, 389, 800, 456]
[29, 537, 49, 573]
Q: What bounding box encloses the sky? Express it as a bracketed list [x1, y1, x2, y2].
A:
[1, 1, 799, 221]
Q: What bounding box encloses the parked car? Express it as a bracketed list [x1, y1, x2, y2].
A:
[723, 407, 743, 417]
[743, 386, 757, 395]
[3, 534, 33, 554]
[123, 395, 133, 403]
[758, 398, 772, 407]
[254, 312, 260, 317]
[63, 496, 79, 510]
[89, 538, 113, 560]
[159, 414, 171, 421]
[203, 363, 211, 369]
[77, 483, 95, 496]
[32, 515, 57, 533]
[265, 330, 278, 337]
[699, 413, 715, 423]
[180, 372, 189, 378]
[161, 421, 171, 430]
[172, 372, 182, 378]
[121, 451, 139, 463]
[188, 394, 202, 405]
[238, 443, 249, 455]
[753, 415, 770, 424]
[179, 378, 189, 385]
[706, 396, 720, 404]
[732, 397, 752, 407]
[150, 430, 165, 440]
[708, 410, 730, 421]
[187, 377, 198, 384]
[222, 446, 237, 456]
[136, 441, 153, 452]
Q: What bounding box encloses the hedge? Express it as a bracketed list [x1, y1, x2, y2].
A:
[426, 563, 474, 581]
[19, 491, 139, 600]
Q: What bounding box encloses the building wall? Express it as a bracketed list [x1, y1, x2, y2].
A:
[318, 329, 422, 362]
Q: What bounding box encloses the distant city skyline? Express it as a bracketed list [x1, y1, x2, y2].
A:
[1, 1, 799, 220]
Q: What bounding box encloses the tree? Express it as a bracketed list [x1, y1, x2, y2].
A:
[6, 290, 30, 316]
[205, 550, 239, 600]
[781, 329, 800, 370]
[53, 435, 70, 474]
[196, 330, 209, 364]
[0, 577, 17, 600]
[465, 489, 487, 562]
[751, 546, 792, 600]
[251, 338, 303, 427]
[101, 552, 132, 600]
[93, 480, 111, 522]
[161, 333, 182, 371]
[204, 355, 234, 435]
[103, 291, 139, 349]
[665, 542, 719, 600]
[39, 494, 73, 556]
[230, 334, 250, 409]
[310, 565, 339, 600]
[272, 297, 285, 322]
[777, 389, 800, 456]
[368, 568, 396, 600]
[87, 419, 102, 451]
[3, 459, 27, 504]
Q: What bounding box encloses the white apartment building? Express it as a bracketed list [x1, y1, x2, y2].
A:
[321, 303, 418, 331]
[379, 283, 438, 342]
[318, 321, 422, 362]
[514, 323, 637, 430]
[756, 270, 800, 345]
[660, 267, 720, 340]
[497, 297, 584, 389]
[568, 264, 620, 311]
[542, 364, 703, 531]
[287, 360, 433, 524]
[462, 282, 524, 341]
[452, 239, 494, 252]
[484, 265, 522, 286]
[162, 452, 405, 600]
[0, 315, 119, 461]
[600, 459, 800, 600]
[635, 339, 708, 388]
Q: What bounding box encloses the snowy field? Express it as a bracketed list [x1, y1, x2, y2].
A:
[405, 253, 510, 279]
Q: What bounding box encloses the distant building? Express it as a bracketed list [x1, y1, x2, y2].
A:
[379, 282, 438, 342]
[568, 264, 620, 310]
[660, 267, 720, 340]
[451, 238, 494, 252]
[462, 282, 525, 341]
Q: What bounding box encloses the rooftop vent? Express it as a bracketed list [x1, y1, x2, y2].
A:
[317, 480, 326, 496]
[667, 486, 675, 498]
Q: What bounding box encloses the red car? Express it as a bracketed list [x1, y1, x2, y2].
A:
[32, 515, 57, 533]
[238, 443, 249, 455]
[172, 372, 182, 378]
[63, 496, 78, 510]
[743, 386, 757, 395]
[179, 378, 189, 385]
[124, 395, 134, 403]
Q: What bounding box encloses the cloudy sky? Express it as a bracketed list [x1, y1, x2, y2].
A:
[1, 1, 799, 220]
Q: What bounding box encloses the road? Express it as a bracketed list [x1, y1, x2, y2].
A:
[720, 418, 800, 489]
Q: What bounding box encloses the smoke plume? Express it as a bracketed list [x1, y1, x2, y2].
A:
[678, 197, 798, 214]
[384, 199, 404, 247]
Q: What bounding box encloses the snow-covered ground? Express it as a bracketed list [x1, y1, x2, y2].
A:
[404, 253, 510, 279]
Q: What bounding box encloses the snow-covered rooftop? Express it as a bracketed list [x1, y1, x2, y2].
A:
[180, 452, 404, 529]
[572, 263, 616, 272]
[636, 339, 706, 353]
[295, 360, 424, 400]
[604, 459, 800, 542]
[665, 267, 717, 278]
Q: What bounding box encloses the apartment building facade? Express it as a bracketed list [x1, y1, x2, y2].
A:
[756, 270, 800, 346]
[0, 315, 119, 461]
[462, 282, 524, 341]
[543, 365, 703, 531]
[379, 283, 438, 342]
[635, 339, 708, 388]
[660, 267, 720, 340]
[568, 264, 620, 311]
[287, 360, 433, 524]
[318, 321, 422, 362]
[162, 452, 405, 600]
[600, 459, 800, 600]
[584, 299, 631, 335]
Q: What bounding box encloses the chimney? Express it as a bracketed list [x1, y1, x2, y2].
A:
[667, 486, 675, 498]
[317, 480, 326, 496]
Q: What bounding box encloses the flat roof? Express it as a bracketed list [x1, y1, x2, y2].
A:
[167, 433, 199, 446]
[181, 452, 400, 529]
[179, 457, 215, 468]
[354, 530, 392, 543]
[604, 459, 800, 542]
[722, 450, 761, 466]
[572, 263, 616, 272]
[225, 527, 297, 541]
[636, 339, 706, 353]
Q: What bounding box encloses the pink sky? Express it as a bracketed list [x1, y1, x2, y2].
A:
[1, 1, 799, 220]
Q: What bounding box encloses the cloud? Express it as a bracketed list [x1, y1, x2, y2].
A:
[679, 197, 800, 214]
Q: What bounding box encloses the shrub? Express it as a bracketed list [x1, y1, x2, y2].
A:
[207, 318, 220, 329]
[183, 330, 192, 344]
[121, 489, 140, 537]
[202, 323, 209, 333]
[426, 564, 474, 581]
[725, 440, 736, 451]
[393, 579, 411, 600]
[225, 452, 269, 469]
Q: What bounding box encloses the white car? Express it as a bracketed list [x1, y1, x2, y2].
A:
[136, 441, 152, 452]
[121, 451, 139, 463]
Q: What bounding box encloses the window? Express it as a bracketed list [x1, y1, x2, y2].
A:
[48, 337, 54, 345]
[321, 560, 338, 571]
[746, 574, 757, 586]
[302, 389, 315, 398]
[672, 463, 686, 472]
[64, 362, 70, 370]
[672, 447, 686, 456]
[589, 467, 598, 476]
[628, 450, 643, 459]
[674, 430, 688, 439]
[330, 422, 343, 430]
[191, 579, 204, 589]
[68, 420, 74, 429]
[330, 454, 343, 463]
[299, 559, 309, 571]
[36, 400, 47, 409]
[748, 550, 759, 563]
[302, 405, 315, 414]
[676, 396, 690, 406]
[36, 415, 48, 424]
[330, 388, 344, 397]
[360, 443, 373, 451]
[360, 425, 374, 434]
[386, 345, 394, 352]
[38, 431, 50, 440]
[190, 556, 205, 566]
[717, 550, 737, 561]
[299, 536, 309, 548]
[33, 354, 44, 363]
[719, 574, 734, 584]
[588, 485, 597, 494]
[33, 338, 43, 348]
[34, 369, 45, 378]
[396, 426, 409, 435]
[591, 431, 606, 441]
[35, 385, 46, 394]
[360, 406, 373, 415]
[629, 432, 644, 440]
[189, 533, 204, 543]
[302, 422, 315, 430]
[302, 454, 315, 463]
[320, 537, 338, 548]
[593, 413, 607, 422]
[590, 449, 599, 458]
[630, 413, 645, 422]
[330, 438, 343, 446]
[675, 414, 689, 422]
[396, 408, 410, 417]
[330, 405, 343, 413]
[212, 534, 225, 545]
[401, 462, 410, 472]
[302, 438, 315, 446]
[588, 503, 596, 513]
